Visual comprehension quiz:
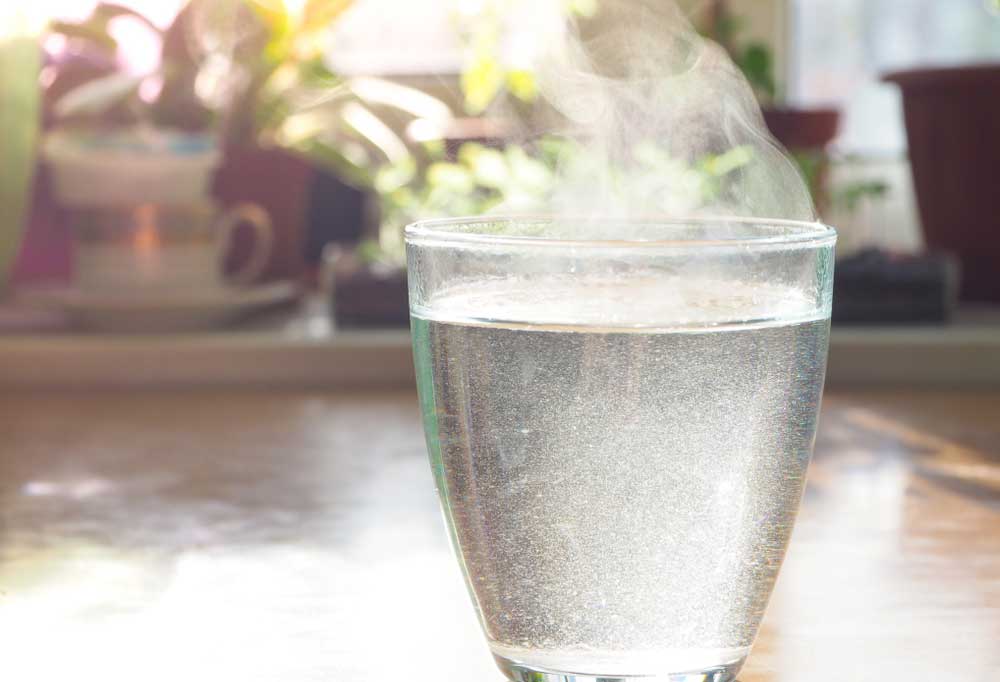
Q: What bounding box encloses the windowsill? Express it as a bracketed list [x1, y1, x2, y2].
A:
[1, 302, 998, 390]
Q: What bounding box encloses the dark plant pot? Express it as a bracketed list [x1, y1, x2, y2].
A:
[762, 107, 840, 213]
[762, 107, 840, 150]
[884, 65, 1000, 302]
[214, 145, 315, 282]
[832, 248, 959, 325]
[304, 168, 369, 266]
[330, 254, 408, 328]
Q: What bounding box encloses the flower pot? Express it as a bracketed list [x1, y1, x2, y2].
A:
[884, 65, 1000, 302]
[326, 248, 408, 328]
[762, 107, 840, 150]
[762, 107, 840, 213]
[831, 248, 959, 324]
[213, 145, 315, 281]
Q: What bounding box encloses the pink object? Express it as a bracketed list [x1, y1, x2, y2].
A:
[11, 166, 74, 286]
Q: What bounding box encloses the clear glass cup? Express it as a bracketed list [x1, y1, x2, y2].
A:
[406, 216, 836, 682]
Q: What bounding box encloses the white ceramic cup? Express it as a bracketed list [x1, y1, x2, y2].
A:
[74, 202, 274, 294]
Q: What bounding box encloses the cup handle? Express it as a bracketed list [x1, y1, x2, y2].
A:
[216, 203, 274, 286]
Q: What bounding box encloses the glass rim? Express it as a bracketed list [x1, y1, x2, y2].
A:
[404, 215, 837, 249]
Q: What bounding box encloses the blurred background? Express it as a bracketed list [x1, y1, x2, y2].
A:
[1, 5, 998, 680]
[1, 0, 999, 388]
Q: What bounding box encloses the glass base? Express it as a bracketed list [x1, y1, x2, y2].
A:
[494, 653, 745, 682]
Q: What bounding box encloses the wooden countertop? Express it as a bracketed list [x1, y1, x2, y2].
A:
[0, 389, 997, 680]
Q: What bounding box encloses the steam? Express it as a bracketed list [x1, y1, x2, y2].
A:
[511, 0, 814, 223]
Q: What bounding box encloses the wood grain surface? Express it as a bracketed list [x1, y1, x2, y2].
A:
[0, 389, 997, 680]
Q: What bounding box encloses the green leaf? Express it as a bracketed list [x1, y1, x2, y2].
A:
[536, 136, 577, 166]
[700, 145, 753, 177]
[91, 3, 161, 34]
[47, 20, 118, 51]
[791, 149, 825, 197]
[302, 0, 354, 33]
[48, 3, 161, 52]
[0, 36, 40, 293]
[461, 52, 504, 114]
[247, 0, 294, 63]
[456, 142, 484, 166]
[714, 14, 745, 46]
[339, 100, 409, 163]
[374, 156, 416, 194]
[298, 56, 340, 87]
[292, 137, 373, 187]
[833, 179, 890, 213]
[355, 239, 384, 265]
[505, 146, 552, 192]
[565, 0, 598, 18]
[247, 0, 290, 34]
[426, 163, 475, 194]
[348, 77, 452, 122]
[422, 139, 445, 161]
[738, 43, 776, 101]
[505, 69, 538, 102]
[464, 145, 509, 189]
[53, 72, 144, 119]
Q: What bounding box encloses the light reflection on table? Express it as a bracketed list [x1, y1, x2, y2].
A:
[0, 390, 997, 681]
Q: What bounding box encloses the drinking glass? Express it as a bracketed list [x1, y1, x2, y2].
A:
[407, 216, 836, 682]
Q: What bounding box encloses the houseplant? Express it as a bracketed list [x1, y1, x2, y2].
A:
[331, 128, 761, 326]
[328, 140, 556, 326]
[699, 0, 840, 210]
[44, 3, 218, 202]
[884, 65, 1000, 302]
[43, 0, 448, 283]
[326, 0, 598, 326]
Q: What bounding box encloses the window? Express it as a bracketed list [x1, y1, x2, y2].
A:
[790, 0, 1000, 155]
[326, 0, 569, 77]
[326, 0, 462, 75]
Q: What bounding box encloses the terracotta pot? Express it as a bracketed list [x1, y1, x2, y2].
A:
[884, 65, 1000, 302]
[762, 107, 840, 214]
[213, 145, 315, 282]
[762, 107, 840, 150]
[328, 250, 408, 328]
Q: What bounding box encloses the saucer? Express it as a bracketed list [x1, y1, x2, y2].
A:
[22, 281, 298, 332]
